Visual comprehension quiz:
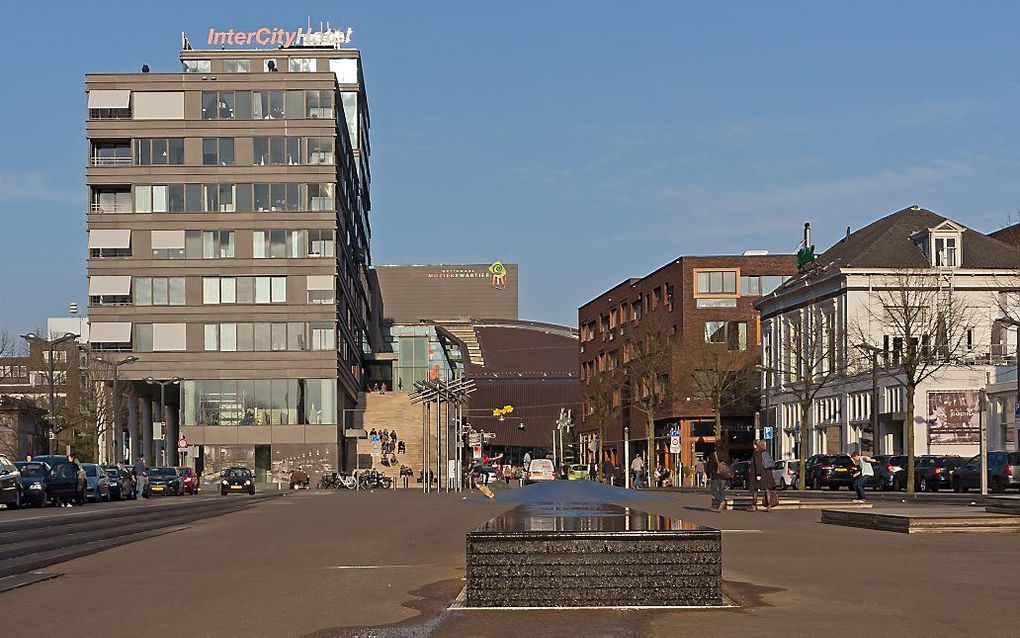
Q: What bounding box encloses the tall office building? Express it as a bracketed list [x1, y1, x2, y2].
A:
[85, 34, 374, 480]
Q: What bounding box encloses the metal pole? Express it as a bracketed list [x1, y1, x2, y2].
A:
[624, 426, 631, 489]
[159, 383, 166, 467]
[435, 391, 441, 495]
[871, 351, 880, 456]
[1015, 346, 1020, 452]
[980, 389, 988, 496]
[112, 372, 121, 463]
[47, 344, 56, 455]
[422, 401, 428, 494]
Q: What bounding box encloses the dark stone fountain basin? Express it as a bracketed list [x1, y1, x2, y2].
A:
[465, 502, 722, 608]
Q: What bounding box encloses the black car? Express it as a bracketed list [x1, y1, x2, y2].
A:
[143, 467, 181, 497]
[728, 460, 751, 489]
[0, 455, 24, 509]
[32, 455, 87, 505]
[952, 451, 1020, 493]
[805, 454, 856, 490]
[914, 455, 966, 492]
[220, 467, 255, 495]
[13, 461, 51, 507]
[102, 464, 135, 500]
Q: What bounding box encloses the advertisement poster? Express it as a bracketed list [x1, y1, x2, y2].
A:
[927, 391, 980, 445]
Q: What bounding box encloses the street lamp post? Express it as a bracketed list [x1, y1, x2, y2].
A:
[21, 332, 79, 455]
[624, 425, 630, 489]
[856, 343, 883, 456]
[146, 376, 182, 466]
[94, 355, 138, 463]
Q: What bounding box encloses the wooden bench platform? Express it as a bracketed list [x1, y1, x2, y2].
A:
[821, 507, 1020, 533]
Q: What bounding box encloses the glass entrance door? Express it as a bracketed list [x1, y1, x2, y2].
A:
[255, 445, 271, 483]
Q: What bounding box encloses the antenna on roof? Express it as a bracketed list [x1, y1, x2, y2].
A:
[181, 32, 192, 51]
[845, 226, 851, 241]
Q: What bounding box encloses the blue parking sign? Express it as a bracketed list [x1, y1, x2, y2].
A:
[1014, 402, 1020, 419]
[763, 426, 774, 440]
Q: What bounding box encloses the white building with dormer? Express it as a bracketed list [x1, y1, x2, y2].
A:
[755, 206, 1020, 462]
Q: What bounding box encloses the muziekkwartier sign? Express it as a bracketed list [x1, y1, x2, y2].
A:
[424, 262, 510, 291]
[488, 261, 508, 290]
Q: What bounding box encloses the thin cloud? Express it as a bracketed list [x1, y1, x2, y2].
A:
[0, 171, 79, 205]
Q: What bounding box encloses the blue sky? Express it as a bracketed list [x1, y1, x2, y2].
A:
[3, 1, 1020, 332]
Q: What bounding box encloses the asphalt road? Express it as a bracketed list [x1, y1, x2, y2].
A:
[1, 482, 1016, 637]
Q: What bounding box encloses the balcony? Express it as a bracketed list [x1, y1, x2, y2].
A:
[90, 141, 132, 167]
[90, 188, 131, 214]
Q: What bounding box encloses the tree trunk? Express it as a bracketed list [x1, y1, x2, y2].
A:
[905, 385, 915, 495]
[647, 414, 655, 480]
[798, 402, 810, 491]
[597, 425, 605, 482]
[714, 400, 722, 440]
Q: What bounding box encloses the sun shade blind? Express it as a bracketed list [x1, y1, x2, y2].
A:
[88, 276, 132, 296]
[87, 90, 130, 109]
[88, 229, 131, 249]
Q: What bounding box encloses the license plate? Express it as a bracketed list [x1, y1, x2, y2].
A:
[836, 468, 847, 472]
[231, 485, 242, 489]
[152, 486, 163, 491]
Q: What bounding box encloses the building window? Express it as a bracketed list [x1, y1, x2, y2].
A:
[306, 90, 334, 119]
[134, 277, 185, 306]
[696, 298, 737, 308]
[934, 236, 959, 267]
[134, 324, 153, 352]
[696, 270, 738, 296]
[202, 138, 235, 166]
[181, 378, 337, 426]
[183, 59, 211, 73]
[704, 320, 747, 351]
[307, 229, 335, 257]
[288, 58, 315, 72]
[134, 138, 184, 166]
[308, 289, 335, 304]
[740, 276, 761, 296]
[223, 59, 250, 73]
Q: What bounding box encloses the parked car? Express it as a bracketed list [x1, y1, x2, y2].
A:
[805, 454, 856, 490]
[83, 463, 111, 502]
[913, 455, 966, 492]
[772, 459, 799, 489]
[220, 467, 255, 495]
[729, 460, 751, 489]
[32, 455, 86, 505]
[102, 464, 135, 500]
[874, 454, 908, 491]
[14, 461, 50, 507]
[525, 459, 557, 484]
[567, 464, 590, 480]
[0, 454, 24, 509]
[175, 466, 199, 494]
[144, 467, 181, 497]
[952, 451, 1020, 493]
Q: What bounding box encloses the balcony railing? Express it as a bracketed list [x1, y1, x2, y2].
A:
[88, 108, 131, 120]
[90, 202, 132, 214]
[90, 155, 132, 167]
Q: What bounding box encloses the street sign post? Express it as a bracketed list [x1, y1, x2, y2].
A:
[176, 436, 188, 452]
[763, 426, 774, 440]
[669, 435, 681, 454]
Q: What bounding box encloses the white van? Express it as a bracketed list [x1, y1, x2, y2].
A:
[526, 459, 556, 483]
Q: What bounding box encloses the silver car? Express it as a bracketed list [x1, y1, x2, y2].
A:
[772, 459, 799, 489]
[83, 463, 111, 502]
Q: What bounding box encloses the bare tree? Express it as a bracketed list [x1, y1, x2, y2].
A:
[761, 308, 843, 490]
[618, 312, 675, 469]
[851, 269, 973, 494]
[54, 354, 113, 463]
[679, 342, 758, 441]
[582, 371, 620, 480]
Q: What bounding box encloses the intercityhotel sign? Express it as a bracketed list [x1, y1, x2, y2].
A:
[207, 26, 353, 48]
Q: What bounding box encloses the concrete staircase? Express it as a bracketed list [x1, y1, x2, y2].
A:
[357, 391, 438, 488]
[439, 321, 485, 367]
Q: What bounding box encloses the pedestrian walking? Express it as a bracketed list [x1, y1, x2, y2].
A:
[630, 454, 645, 489]
[695, 457, 706, 487]
[749, 440, 777, 512]
[132, 456, 148, 498]
[588, 461, 597, 482]
[705, 443, 733, 512]
[850, 450, 877, 502]
[601, 458, 615, 485]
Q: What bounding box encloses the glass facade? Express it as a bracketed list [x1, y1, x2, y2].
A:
[181, 378, 337, 426]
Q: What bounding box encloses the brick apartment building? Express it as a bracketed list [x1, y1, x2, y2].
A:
[577, 252, 797, 482]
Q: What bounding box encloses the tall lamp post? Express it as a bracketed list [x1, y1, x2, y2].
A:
[21, 332, 79, 455]
[146, 376, 182, 466]
[94, 355, 138, 463]
[856, 343, 883, 456]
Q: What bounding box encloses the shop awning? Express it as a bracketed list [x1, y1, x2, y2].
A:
[89, 322, 132, 344]
[88, 229, 131, 249]
[88, 275, 132, 296]
[87, 89, 131, 109]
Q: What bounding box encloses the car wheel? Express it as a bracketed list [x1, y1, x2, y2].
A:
[8, 489, 21, 510]
[221, 490, 227, 496]
[991, 477, 1005, 494]
[812, 477, 821, 490]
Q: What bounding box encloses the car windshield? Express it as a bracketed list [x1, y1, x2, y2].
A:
[179, 468, 194, 476]
[529, 460, 554, 472]
[148, 467, 176, 478]
[104, 468, 119, 477]
[84, 465, 98, 477]
[16, 463, 47, 478]
[890, 456, 907, 466]
[224, 468, 251, 478]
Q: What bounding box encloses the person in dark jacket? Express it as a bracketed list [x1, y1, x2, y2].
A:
[705, 443, 731, 512]
[749, 440, 777, 512]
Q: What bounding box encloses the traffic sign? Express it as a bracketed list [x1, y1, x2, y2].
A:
[669, 435, 681, 454]
[669, 427, 680, 437]
[176, 436, 188, 451]
[763, 426, 774, 440]
[472, 444, 482, 460]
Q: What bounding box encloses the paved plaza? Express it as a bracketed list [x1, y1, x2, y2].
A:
[1, 482, 1017, 637]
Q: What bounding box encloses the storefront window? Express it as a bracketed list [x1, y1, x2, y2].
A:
[181, 378, 335, 425]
